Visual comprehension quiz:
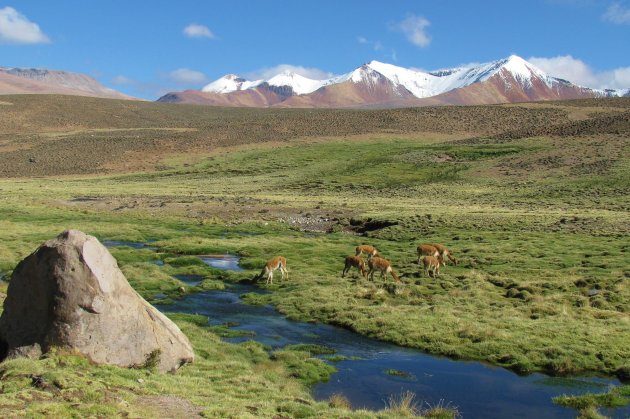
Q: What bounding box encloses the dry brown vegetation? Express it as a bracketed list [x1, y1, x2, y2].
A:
[1, 94, 629, 177]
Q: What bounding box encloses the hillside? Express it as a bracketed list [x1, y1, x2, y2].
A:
[1, 94, 630, 177]
[0, 67, 134, 100]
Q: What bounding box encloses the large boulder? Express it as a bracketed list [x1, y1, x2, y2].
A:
[0, 230, 194, 372]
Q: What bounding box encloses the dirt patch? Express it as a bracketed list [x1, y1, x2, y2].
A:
[62, 195, 356, 231]
[348, 218, 399, 234]
[133, 395, 203, 418]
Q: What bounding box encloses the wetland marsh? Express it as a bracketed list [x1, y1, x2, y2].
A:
[0, 96, 628, 417]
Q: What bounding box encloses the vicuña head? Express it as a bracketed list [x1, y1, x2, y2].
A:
[342, 255, 367, 278]
[356, 244, 379, 259]
[431, 243, 457, 265]
[422, 255, 444, 278]
[258, 256, 288, 285]
[367, 256, 401, 283]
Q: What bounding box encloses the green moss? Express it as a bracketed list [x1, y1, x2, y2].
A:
[271, 350, 337, 386]
[284, 344, 336, 355]
[384, 369, 417, 380]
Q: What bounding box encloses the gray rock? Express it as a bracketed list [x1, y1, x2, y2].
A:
[0, 230, 194, 372]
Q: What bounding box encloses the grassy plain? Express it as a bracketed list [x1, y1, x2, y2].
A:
[0, 95, 629, 416]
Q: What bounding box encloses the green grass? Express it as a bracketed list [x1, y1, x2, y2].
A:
[553, 384, 630, 418]
[1, 130, 629, 416]
[0, 315, 402, 418]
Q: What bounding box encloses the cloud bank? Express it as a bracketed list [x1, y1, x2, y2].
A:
[529, 55, 630, 90]
[603, 2, 630, 24]
[183, 24, 215, 39]
[0, 7, 50, 44]
[168, 68, 207, 84]
[394, 14, 431, 48]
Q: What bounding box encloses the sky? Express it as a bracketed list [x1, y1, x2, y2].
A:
[1, 0, 629, 99]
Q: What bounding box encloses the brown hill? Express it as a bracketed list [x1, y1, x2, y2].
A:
[0, 68, 134, 100]
[1, 94, 629, 178]
[420, 70, 604, 106]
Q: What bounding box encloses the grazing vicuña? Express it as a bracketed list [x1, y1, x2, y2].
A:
[367, 257, 401, 283]
[259, 256, 288, 285]
[342, 255, 368, 278]
[422, 255, 444, 278]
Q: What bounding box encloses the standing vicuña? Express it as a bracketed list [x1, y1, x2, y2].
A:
[342, 255, 367, 278]
[422, 255, 444, 278]
[417, 244, 440, 264]
[431, 243, 457, 265]
[355, 244, 379, 259]
[258, 256, 288, 285]
[367, 257, 401, 283]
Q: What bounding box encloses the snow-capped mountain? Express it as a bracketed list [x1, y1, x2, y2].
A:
[201, 74, 262, 94]
[158, 55, 627, 108]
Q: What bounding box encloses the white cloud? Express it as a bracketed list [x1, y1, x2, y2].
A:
[357, 35, 383, 51]
[111, 75, 135, 85]
[0, 7, 50, 44]
[603, 2, 630, 24]
[529, 55, 630, 89]
[168, 68, 207, 84]
[183, 23, 216, 39]
[244, 64, 336, 81]
[394, 14, 431, 48]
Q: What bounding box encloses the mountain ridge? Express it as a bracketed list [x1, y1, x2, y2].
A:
[159, 55, 627, 108]
[0, 67, 135, 100]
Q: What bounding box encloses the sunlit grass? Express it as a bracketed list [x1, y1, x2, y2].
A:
[1, 133, 629, 416]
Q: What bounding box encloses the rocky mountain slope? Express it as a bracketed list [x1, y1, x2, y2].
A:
[158, 55, 627, 108]
[0, 67, 134, 100]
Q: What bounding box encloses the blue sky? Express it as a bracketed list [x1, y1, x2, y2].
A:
[1, 0, 629, 99]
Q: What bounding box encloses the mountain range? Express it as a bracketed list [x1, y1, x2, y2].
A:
[1, 55, 628, 107]
[158, 55, 629, 108]
[0, 67, 134, 100]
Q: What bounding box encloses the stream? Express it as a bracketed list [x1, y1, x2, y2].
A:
[159, 260, 628, 418]
[102, 242, 628, 418]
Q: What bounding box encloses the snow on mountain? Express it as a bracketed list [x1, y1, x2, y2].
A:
[201, 74, 262, 93]
[266, 71, 331, 95]
[361, 55, 556, 99]
[166, 55, 630, 107]
[201, 55, 561, 100]
[361, 61, 435, 97]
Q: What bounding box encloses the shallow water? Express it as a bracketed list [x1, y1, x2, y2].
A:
[102, 240, 156, 250]
[199, 255, 244, 271]
[159, 283, 629, 419]
[174, 274, 205, 286]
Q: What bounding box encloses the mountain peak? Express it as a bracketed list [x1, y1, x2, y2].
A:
[495, 55, 552, 87]
[202, 74, 260, 94]
[183, 55, 628, 107]
[266, 71, 328, 95]
[223, 74, 244, 81]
